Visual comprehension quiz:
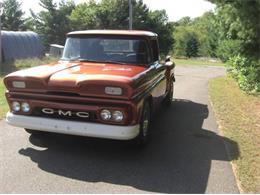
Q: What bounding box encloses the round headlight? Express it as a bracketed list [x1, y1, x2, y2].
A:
[21, 102, 30, 112]
[112, 111, 124, 122]
[100, 109, 111, 121]
[12, 101, 20, 112]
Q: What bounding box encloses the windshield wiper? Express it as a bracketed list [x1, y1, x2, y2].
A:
[62, 58, 128, 65]
[102, 60, 127, 65]
[61, 58, 100, 63]
[78, 59, 102, 63]
[78, 59, 128, 65]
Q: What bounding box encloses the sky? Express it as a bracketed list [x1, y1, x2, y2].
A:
[19, 0, 216, 22]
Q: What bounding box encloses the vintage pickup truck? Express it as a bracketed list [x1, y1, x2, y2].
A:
[4, 30, 175, 145]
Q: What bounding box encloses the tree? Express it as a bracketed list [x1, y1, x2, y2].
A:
[172, 12, 218, 58]
[208, 0, 260, 92]
[175, 16, 191, 26]
[23, 17, 36, 31]
[69, 0, 99, 30]
[146, 9, 174, 55]
[31, 0, 75, 49]
[0, 0, 25, 30]
[186, 36, 199, 58]
[172, 23, 196, 57]
[209, 0, 260, 60]
[191, 12, 218, 57]
[69, 0, 173, 55]
[70, 0, 150, 30]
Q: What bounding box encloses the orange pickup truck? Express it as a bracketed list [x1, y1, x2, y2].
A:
[4, 30, 175, 145]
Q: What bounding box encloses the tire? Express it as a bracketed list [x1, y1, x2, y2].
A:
[165, 80, 173, 106]
[134, 101, 151, 146]
[25, 129, 45, 135]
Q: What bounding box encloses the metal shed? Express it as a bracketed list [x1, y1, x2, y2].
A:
[1, 31, 43, 62]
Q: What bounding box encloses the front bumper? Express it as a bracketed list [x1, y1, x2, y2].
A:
[6, 112, 140, 140]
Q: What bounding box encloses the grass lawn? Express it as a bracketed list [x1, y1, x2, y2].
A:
[209, 76, 260, 193]
[0, 78, 9, 119]
[174, 58, 225, 67]
[14, 57, 59, 69]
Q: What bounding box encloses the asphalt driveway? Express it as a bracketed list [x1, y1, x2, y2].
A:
[0, 65, 239, 193]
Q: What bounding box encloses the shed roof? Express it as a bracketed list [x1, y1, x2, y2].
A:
[1, 31, 43, 62]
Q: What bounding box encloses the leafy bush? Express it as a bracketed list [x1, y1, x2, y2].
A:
[217, 40, 242, 62]
[228, 55, 260, 93]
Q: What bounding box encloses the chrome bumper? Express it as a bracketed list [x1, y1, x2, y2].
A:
[6, 112, 140, 140]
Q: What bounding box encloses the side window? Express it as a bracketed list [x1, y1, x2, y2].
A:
[151, 39, 159, 62]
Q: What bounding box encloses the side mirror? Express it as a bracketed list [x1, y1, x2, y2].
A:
[164, 55, 175, 68]
[165, 55, 171, 63]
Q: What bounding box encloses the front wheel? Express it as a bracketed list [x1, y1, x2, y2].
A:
[134, 101, 151, 146]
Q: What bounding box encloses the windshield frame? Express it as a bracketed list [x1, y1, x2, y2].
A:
[60, 34, 152, 66]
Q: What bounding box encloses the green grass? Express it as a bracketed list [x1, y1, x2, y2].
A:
[209, 76, 260, 193]
[0, 78, 9, 119]
[1, 57, 59, 74]
[12, 56, 59, 69]
[174, 58, 225, 67]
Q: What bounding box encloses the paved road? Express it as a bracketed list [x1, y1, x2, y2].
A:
[0, 65, 239, 193]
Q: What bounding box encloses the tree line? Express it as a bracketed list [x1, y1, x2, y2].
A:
[0, 0, 173, 55]
[0, 0, 259, 92]
[171, 0, 259, 92]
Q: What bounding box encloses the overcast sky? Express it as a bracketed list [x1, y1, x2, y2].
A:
[20, 0, 216, 22]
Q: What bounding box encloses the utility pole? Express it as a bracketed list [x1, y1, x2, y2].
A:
[129, 0, 133, 30]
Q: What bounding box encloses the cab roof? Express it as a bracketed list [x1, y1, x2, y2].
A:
[67, 30, 158, 37]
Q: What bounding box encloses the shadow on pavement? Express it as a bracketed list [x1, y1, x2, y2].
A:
[19, 99, 239, 193]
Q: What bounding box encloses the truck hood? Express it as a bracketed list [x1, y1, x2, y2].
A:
[4, 61, 148, 99]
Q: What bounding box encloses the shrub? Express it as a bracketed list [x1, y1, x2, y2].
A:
[217, 40, 242, 62]
[228, 55, 260, 93]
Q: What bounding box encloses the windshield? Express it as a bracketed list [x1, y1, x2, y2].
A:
[61, 36, 150, 65]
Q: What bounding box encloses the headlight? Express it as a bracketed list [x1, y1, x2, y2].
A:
[100, 109, 111, 120]
[105, 87, 122, 95]
[12, 81, 26, 88]
[21, 102, 30, 112]
[112, 111, 124, 122]
[12, 101, 20, 112]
